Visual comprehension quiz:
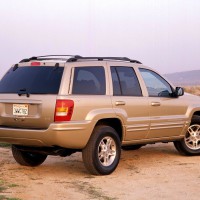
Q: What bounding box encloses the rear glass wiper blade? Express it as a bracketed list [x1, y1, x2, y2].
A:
[29, 93, 47, 94]
[18, 88, 30, 97]
[13, 64, 18, 71]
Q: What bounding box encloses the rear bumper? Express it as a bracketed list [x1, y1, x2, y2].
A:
[0, 120, 95, 149]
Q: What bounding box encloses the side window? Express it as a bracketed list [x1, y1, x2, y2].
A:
[72, 66, 106, 95]
[111, 66, 142, 96]
[111, 67, 121, 96]
[139, 68, 172, 97]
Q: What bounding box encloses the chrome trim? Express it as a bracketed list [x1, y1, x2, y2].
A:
[0, 100, 42, 104]
[127, 124, 149, 128]
[150, 125, 184, 130]
[126, 124, 149, 132]
[150, 121, 185, 130]
[151, 121, 185, 127]
[127, 117, 150, 122]
[127, 128, 148, 132]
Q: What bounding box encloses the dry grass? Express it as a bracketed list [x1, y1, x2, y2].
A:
[184, 85, 200, 96]
[0, 179, 21, 200]
[0, 143, 11, 148]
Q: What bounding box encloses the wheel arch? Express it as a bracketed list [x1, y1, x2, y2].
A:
[193, 111, 200, 118]
[186, 106, 200, 122]
[95, 118, 124, 141]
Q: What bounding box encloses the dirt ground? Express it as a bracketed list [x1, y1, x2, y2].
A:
[0, 143, 200, 200]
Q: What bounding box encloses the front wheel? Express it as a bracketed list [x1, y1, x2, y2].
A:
[12, 145, 47, 167]
[174, 115, 200, 155]
[82, 125, 121, 175]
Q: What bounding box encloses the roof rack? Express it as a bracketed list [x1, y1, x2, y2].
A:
[19, 55, 142, 64]
[67, 56, 142, 64]
[19, 55, 80, 63]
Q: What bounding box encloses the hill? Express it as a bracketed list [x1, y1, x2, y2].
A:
[164, 70, 200, 86]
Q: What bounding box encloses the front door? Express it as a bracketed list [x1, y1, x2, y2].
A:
[139, 68, 187, 139]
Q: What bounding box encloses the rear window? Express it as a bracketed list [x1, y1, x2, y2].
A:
[0, 66, 64, 94]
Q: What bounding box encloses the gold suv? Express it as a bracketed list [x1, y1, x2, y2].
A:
[0, 55, 200, 175]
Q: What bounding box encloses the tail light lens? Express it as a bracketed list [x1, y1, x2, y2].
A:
[54, 100, 74, 122]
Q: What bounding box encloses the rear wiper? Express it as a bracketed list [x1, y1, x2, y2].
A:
[13, 64, 18, 71]
[53, 63, 59, 71]
[18, 88, 30, 97]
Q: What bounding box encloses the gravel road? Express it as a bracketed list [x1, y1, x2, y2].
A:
[0, 143, 200, 200]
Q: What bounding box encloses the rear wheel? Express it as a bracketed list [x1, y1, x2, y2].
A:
[122, 144, 143, 151]
[174, 115, 200, 155]
[12, 145, 47, 166]
[82, 125, 121, 175]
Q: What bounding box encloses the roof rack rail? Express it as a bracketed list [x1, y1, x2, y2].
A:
[19, 55, 142, 64]
[19, 55, 80, 63]
[67, 56, 142, 64]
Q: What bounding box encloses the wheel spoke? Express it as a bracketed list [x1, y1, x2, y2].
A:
[100, 140, 105, 148]
[185, 136, 193, 143]
[196, 135, 200, 140]
[106, 138, 112, 147]
[104, 156, 109, 165]
[108, 150, 116, 157]
[188, 127, 195, 136]
[98, 151, 104, 160]
[197, 130, 200, 136]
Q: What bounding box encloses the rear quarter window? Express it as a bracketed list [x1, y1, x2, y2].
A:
[72, 66, 106, 95]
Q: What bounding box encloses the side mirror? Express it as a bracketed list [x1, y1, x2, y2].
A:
[175, 87, 184, 97]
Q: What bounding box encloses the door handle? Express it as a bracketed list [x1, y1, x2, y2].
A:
[115, 101, 126, 106]
[151, 102, 161, 106]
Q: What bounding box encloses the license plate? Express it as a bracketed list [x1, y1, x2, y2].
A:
[13, 104, 28, 116]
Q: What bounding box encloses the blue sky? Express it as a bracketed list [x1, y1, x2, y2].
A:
[0, 0, 200, 78]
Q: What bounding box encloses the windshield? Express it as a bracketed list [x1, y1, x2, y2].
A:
[0, 66, 64, 94]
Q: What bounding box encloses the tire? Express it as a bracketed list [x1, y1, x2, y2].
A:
[122, 144, 143, 151]
[82, 125, 121, 175]
[12, 145, 47, 166]
[174, 115, 200, 156]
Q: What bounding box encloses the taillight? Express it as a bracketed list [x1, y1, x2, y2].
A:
[54, 100, 74, 122]
[31, 62, 41, 66]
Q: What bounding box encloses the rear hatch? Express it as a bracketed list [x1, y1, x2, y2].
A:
[0, 62, 64, 129]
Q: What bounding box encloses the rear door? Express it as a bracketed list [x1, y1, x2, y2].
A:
[0, 64, 64, 129]
[67, 62, 112, 121]
[110, 64, 150, 141]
